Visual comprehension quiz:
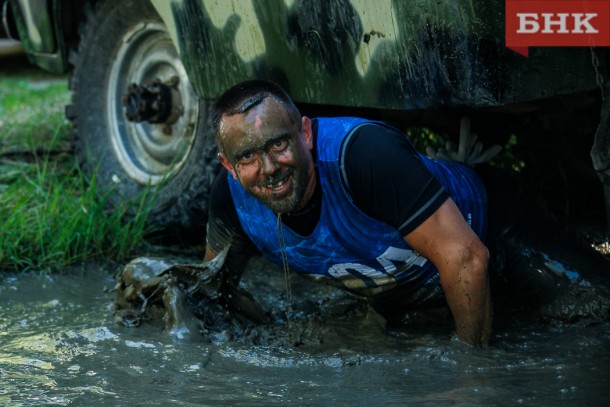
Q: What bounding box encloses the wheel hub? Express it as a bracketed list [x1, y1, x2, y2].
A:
[106, 22, 199, 185]
[123, 77, 183, 127]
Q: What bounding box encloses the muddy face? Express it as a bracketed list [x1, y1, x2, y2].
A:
[218, 97, 316, 214]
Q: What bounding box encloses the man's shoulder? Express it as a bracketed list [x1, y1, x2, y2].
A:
[341, 120, 418, 163]
[211, 167, 230, 196]
[210, 168, 236, 219]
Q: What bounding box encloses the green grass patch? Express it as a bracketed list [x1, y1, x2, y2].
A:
[0, 58, 154, 272]
[0, 154, 153, 272]
[0, 61, 72, 154]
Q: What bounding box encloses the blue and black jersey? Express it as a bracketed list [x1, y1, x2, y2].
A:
[226, 117, 487, 304]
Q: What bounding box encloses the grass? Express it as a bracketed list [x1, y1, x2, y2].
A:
[0, 56, 154, 273]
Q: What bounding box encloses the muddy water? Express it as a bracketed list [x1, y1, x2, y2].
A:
[1, 258, 610, 406]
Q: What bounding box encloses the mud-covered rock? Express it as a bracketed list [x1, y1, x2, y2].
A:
[113, 247, 268, 339]
[540, 284, 610, 324]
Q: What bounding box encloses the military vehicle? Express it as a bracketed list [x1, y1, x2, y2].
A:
[3, 0, 609, 236]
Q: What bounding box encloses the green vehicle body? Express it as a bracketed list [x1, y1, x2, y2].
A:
[7, 0, 605, 109]
[4, 0, 610, 230]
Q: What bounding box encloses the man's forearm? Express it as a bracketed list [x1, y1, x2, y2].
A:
[401, 198, 493, 345]
[442, 250, 492, 346]
[451, 280, 492, 346]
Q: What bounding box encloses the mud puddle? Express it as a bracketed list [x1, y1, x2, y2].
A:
[1, 258, 609, 406]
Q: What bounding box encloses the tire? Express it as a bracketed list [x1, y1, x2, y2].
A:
[66, 0, 219, 240]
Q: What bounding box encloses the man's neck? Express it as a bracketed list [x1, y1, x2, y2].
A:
[280, 119, 320, 236]
[281, 176, 322, 236]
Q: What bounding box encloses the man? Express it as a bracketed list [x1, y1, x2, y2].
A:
[203, 80, 610, 346]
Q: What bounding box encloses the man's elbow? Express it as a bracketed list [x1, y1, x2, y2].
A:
[470, 241, 489, 275]
[459, 238, 490, 285]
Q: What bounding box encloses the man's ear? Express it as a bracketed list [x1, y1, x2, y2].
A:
[218, 152, 238, 179]
[301, 116, 313, 150]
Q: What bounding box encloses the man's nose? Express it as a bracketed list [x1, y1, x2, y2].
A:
[260, 152, 279, 175]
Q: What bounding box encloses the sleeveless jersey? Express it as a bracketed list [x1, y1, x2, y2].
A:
[228, 117, 487, 304]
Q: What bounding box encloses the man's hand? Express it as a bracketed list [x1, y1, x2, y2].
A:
[404, 198, 492, 346]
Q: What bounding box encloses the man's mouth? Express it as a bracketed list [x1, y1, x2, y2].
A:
[262, 172, 292, 194]
[269, 177, 290, 194]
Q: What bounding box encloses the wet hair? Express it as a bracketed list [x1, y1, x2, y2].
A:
[212, 80, 302, 149]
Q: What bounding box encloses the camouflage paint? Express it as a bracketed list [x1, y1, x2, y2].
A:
[150, 0, 607, 110]
[10, 0, 608, 108]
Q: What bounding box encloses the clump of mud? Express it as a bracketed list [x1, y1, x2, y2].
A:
[540, 284, 610, 324]
[114, 248, 269, 341]
[113, 252, 378, 347]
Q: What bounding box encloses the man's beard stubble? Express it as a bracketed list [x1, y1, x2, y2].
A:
[250, 168, 307, 214]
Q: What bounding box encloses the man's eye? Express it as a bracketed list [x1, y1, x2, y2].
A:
[271, 139, 288, 151]
[237, 152, 256, 165]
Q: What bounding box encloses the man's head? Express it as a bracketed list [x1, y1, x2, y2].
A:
[213, 80, 316, 214]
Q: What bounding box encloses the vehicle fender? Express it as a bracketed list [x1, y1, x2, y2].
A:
[7, 0, 73, 73]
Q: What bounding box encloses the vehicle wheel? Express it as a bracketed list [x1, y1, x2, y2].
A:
[66, 0, 219, 240]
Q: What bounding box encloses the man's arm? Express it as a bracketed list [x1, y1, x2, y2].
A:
[203, 244, 269, 324]
[404, 198, 492, 346]
[203, 243, 251, 286]
[204, 211, 259, 287]
[204, 168, 260, 285]
[200, 167, 268, 322]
